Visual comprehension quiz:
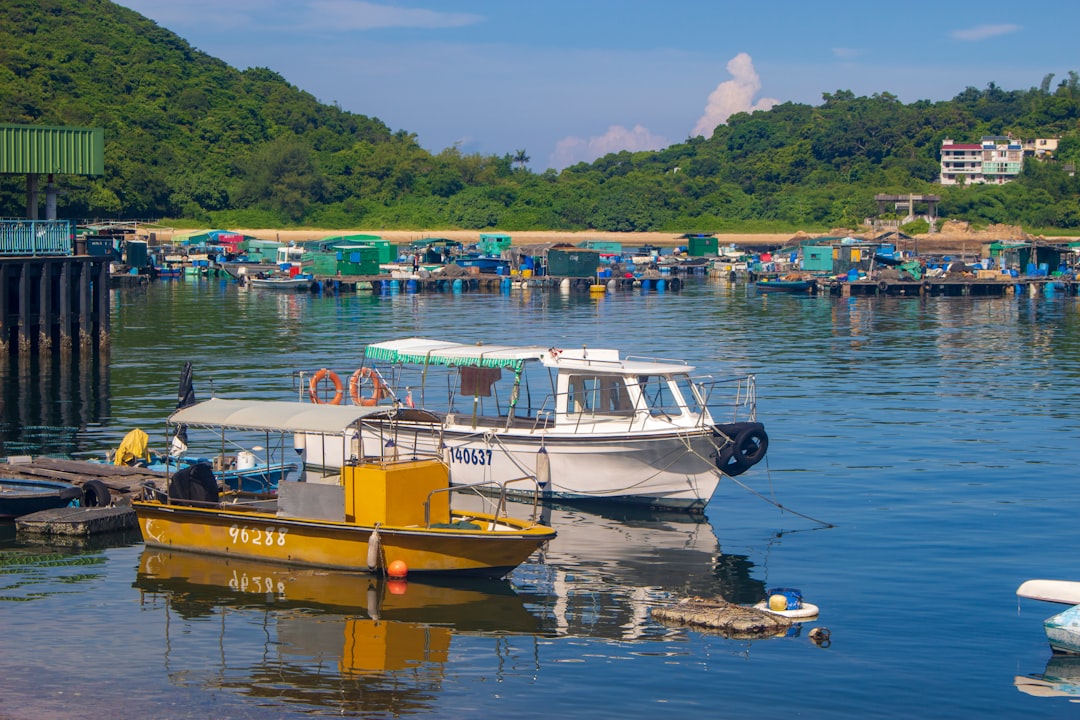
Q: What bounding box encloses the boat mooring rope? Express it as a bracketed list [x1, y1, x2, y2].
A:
[723, 463, 833, 528]
[685, 442, 833, 527]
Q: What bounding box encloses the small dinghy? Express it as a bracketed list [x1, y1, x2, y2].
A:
[0, 478, 84, 520]
[1018, 579, 1080, 654]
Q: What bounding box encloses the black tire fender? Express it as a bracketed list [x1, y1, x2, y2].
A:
[82, 479, 111, 508]
[59, 485, 85, 505]
[734, 423, 769, 467]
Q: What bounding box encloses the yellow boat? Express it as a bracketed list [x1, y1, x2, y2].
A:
[133, 399, 555, 578]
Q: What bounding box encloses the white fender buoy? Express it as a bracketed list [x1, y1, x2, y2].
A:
[535, 447, 550, 489]
[560, 278, 570, 291]
[366, 583, 380, 621]
[367, 524, 381, 572]
[753, 600, 820, 619]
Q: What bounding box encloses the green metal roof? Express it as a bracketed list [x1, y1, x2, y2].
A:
[0, 124, 104, 175]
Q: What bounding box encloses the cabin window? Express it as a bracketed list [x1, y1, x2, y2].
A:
[567, 375, 633, 415]
[631, 375, 687, 417]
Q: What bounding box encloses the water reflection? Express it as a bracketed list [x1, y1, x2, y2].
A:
[1016, 654, 1080, 701]
[134, 549, 544, 714]
[0, 352, 110, 457]
[518, 504, 765, 640]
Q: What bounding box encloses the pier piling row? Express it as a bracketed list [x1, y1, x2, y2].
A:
[0, 256, 110, 355]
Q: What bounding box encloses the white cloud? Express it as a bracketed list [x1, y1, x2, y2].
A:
[550, 125, 668, 169]
[305, 1, 482, 30]
[950, 24, 1021, 41]
[691, 53, 778, 139]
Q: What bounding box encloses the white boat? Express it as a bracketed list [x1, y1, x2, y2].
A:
[295, 338, 768, 511]
[247, 275, 314, 291]
[1017, 579, 1080, 654]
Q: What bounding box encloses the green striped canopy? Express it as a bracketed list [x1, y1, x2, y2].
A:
[364, 338, 550, 371]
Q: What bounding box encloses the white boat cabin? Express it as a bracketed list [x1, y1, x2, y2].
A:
[361, 338, 731, 434]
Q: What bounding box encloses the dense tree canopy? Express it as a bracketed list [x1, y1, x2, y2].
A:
[2, 0, 1080, 233]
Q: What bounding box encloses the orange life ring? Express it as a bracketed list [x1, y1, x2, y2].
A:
[309, 368, 344, 405]
[349, 367, 386, 406]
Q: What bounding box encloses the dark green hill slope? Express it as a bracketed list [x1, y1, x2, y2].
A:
[0, 0, 400, 220]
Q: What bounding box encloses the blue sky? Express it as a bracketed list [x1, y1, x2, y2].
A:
[117, 0, 1079, 171]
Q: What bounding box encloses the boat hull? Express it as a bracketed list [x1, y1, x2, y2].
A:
[149, 457, 301, 494]
[249, 278, 313, 290]
[755, 280, 813, 293]
[305, 424, 723, 511]
[133, 501, 554, 577]
[1046, 605, 1080, 655]
[0, 478, 83, 520]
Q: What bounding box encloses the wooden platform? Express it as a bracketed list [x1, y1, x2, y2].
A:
[311, 274, 682, 294]
[1, 456, 165, 500]
[16, 505, 138, 537]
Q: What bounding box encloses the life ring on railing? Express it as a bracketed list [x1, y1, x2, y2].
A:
[349, 367, 386, 406]
[309, 368, 344, 405]
[877, 280, 888, 292]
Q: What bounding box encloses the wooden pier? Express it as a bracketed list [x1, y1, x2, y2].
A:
[837, 277, 1076, 297]
[1, 220, 111, 356]
[2, 456, 164, 501]
[741, 272, 1076, 298]
[309, 273, 683, 294]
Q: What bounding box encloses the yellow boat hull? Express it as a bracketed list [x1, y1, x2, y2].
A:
[133, 500, 554, 577]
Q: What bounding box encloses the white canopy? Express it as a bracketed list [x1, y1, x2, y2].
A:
[168, 398, 398, 434]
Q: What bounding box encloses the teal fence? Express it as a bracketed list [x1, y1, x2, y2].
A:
[0, 220, 73, 256]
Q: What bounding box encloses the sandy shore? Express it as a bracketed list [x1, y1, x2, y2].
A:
[229, 229, 796, 249]
[164, 227, 1069, 255]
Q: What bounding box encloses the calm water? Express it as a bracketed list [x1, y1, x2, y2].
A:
[2, 277, 1080, 718]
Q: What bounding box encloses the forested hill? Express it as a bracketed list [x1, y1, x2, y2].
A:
[3, 0, 1080, 233]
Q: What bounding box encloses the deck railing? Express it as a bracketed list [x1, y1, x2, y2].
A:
[0, 219, 73, 256]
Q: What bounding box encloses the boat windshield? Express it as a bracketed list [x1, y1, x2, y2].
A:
[630, 374, 694, 417]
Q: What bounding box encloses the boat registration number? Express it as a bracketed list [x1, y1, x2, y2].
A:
[449, 446, 494, 465]
[228, 524, 288, 547]
[230, 570, 285, 598]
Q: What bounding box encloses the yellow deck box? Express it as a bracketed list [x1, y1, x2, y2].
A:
[342, 458, 450, 526]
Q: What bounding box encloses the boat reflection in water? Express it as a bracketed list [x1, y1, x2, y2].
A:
[1016, 654, 1080, 701]
[514, 503, 765, 641]
[135, 548, 544, 714]
[133, 503, 769, 713]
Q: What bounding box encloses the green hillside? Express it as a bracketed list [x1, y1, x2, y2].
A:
[3, 0, 1080, 233]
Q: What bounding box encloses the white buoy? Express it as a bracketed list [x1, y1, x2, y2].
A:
[367, 584, 380, 621]
[367, 525, 381, 572]
[535, 447, 550, 489]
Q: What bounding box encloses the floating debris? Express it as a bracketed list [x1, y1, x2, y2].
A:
[652, 596, 792, 638]
[809, 627, 831, 647]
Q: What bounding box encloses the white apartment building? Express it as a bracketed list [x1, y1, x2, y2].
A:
[940, 136, 1024, 185]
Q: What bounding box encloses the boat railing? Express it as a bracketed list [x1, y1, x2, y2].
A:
[624, 353, 689, 366]
[424, 475, 543, 528]
[694, 374, 758, 424]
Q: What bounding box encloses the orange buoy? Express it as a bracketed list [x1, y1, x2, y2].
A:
[387, 559, 408, 578]
[349, 367, 387, 406]
[308, 368, 344, 405]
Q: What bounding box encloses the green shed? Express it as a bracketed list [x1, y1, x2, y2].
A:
[244, 238, 284, 263]
[301, 250, 338, 276]
[320, 234, 395, 264]
[333, 245, 380, 275]
[686, 235, 719, 257]
[801, 244, 835, 272]
[577, 240, 623, 254]
[479, 233, 512, 256]
[547, 247, 601, 277]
